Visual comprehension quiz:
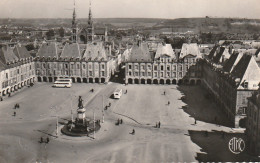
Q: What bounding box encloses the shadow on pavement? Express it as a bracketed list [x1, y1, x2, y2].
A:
[188, 130, 259, 162]
[177, 85, 233, 127]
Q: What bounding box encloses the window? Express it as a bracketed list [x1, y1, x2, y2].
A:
[142, 72, 145, 76]
[135, 72, 138, 76]
[154, 72, 157, 77]
[167, 72, 170, 77]
[148, 65, 151, 70]
[53, 70, 56, 75]
[129, 72, 132, 76]
[173, 65, 176, 71]
[160, 72, 163, 77]
[101, 71, 105, 76]
[186, 65, 189, 71]
[161, 58, 163, 62]
[172, 72, 176, 77]
[71, 64, 74, 69]
[77, 64, 80, 69]
[179, 65, 182, 71]
[102, 64, 105, 69]
[244, 82, 248, 89]
[167, 65, 170, 71]
[89, 71, 92, 76]
[6, 73, 8, 79]
[47, 63, 50, 69]
[148, 72, 151, 76]
[43, 63, 46, 68]
[141, 65, 145, 70]
[83, 64, 86, 69]
[161, 65, 164, 71]
[30, 65, 32, 70]
[129, 65, 132, 69]
[65, 64, 68, 69]
[179, 72, 182, 77]
[154, 65, 158, 71]
[135, 65, 138, 69]
[89, 64, 92, 69]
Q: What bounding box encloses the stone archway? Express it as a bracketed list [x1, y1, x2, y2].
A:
[172, 79, 177, 85]
[196, 79, 201, 85]
[101, 78, 105, 83]
[141, 79, 145, 84]
[77, 77, 82, 83]
[160, 79, 164, 84]
[178, 79, 183, 85]
[83, 78, 87, 83]
[43, 77, 47, 82]
[128, 78, 133, 84]
[147, 79, 152, 84]
[71, 77, 76, 83]
[89, 78, 93, 83]
[190, 79, 195, 85]
[134, 79, 139, 84]
[153, 79, 158, 84]
[38, 77, 42, 82]
[48, 77, 53, 83]
[80, 35, 86, 43]
[95, 78, 99, 83]
[166, 79, 171, 85]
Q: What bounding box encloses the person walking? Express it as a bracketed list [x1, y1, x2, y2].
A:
[194, 119, 197, 125]
[46, 137, 49, 143]
[132, 129, 135, 135]
[168, 101, 170, 105]
[158, 121, 161, 128]
[13, 111, 16, 116]
[40, 137, 43, 143]
[155, 122, 158, 128]
[120, 119, 123, 124]
[164, 91, 166, 95]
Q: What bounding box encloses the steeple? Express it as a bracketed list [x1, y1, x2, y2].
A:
[72, 0, 77, 43]
[87, 0, 94, 43]
[88, 0, 93, 25]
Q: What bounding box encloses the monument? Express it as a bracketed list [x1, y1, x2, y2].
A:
[61, 96, 101, 137]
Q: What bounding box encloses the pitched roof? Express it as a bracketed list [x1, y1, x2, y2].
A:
[154, 44, 176, 59]
[13, 45, 31, 59]
[222, 52, 243, 72]
[0, 45, 18, 64]
[83, 42, 108, 61]
[231, 54, 260, 89]
[208, 46, 218, 59]
[60, 43, 81, 58]
[128, 43, 152, 62]
[212, 47, 230, 63]
[179, 43, 201, 59]
[37, 42, 58, 58]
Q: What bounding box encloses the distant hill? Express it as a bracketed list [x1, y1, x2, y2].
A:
[0, 17, 260, 34]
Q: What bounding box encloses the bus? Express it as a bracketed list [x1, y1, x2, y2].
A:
[53, 77, 72, 88]
[113, 89, 122, 99]
[53, 82, 72, 88]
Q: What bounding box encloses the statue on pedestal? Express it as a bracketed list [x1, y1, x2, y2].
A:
[78, 96, 83, 109]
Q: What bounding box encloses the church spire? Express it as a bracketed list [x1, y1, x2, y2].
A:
[72, 0, 77, 43]
[88, 0, 92, 25]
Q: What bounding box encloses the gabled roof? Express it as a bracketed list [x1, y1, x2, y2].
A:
[154, 44, 175, 59]
[37, 42, 58, 58]
[83, 42, 108, 61]
[231, 54, 260, 89]
[222, 52, 243, 72]
[0, 45, 18, 64]
[128, 43, 152, 62]
[212, 47, 230, 63]
[179, 43, 201, 59]
[13, 45, 31, 59]
[208, 46, 218, 59]
[60, 43, 81, 59]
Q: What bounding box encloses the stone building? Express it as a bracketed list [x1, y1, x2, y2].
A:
[201, 47, 260, 127]
[246, 88, 260, 155]
[125, 42, 202, 85]
[35, 42, 115, 83]
[0, 44, 35, 98]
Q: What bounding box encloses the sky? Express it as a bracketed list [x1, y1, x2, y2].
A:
[0, 0, 259, 19]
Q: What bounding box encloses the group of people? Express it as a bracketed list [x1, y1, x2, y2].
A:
[155, 121, 161, 128]
[105, 102, 111, 110]
[116, 119, 123, 125]
[40, 137, 50, 144]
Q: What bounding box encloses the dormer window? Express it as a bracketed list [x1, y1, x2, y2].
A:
[244, 82, 248, 89]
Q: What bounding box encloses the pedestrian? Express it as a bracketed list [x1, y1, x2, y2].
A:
[168, 101, 170, 105]
[132, 129, 135, 135]
[125, 90, 127, 94]
[158, 121, 161, 128]
[117, 119, 120, 125]
[120, 119, 123, 124]
[17, 104, 20, 108]
[0, 97, 3, 101]
[105, 106, 108, 110]
[109, 102, 111, 107]
[14, 111, 16, 116]
[155, 122, 158, 128]
[195, 119, 197, 125]
[40, 137, 43, 143]
[164, 91, 165, 95]
[46, 137, 49, 143]
[8, 93, 11, 97]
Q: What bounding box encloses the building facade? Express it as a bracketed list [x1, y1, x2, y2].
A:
[0, 44, 36, 98]
[125, 42, 202, 85]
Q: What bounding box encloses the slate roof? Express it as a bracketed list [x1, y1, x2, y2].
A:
[0, 45, 18, 64]
[179, 43, 201, 59]
[154, 44, 176, 59]
[208, 46, 218, 59]
[13, 45, 31, 59]
[83, 42, 108, 61]
[128, 43, 152, 62]
[231, 54, 260, 89]
[37, 42, 58, 58]
[222, 52, 243, 72]
[60, 43, 81, 59]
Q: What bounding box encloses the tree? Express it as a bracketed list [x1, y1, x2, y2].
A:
[46, 29, 55, 40]
[58, 27, 65, 37]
